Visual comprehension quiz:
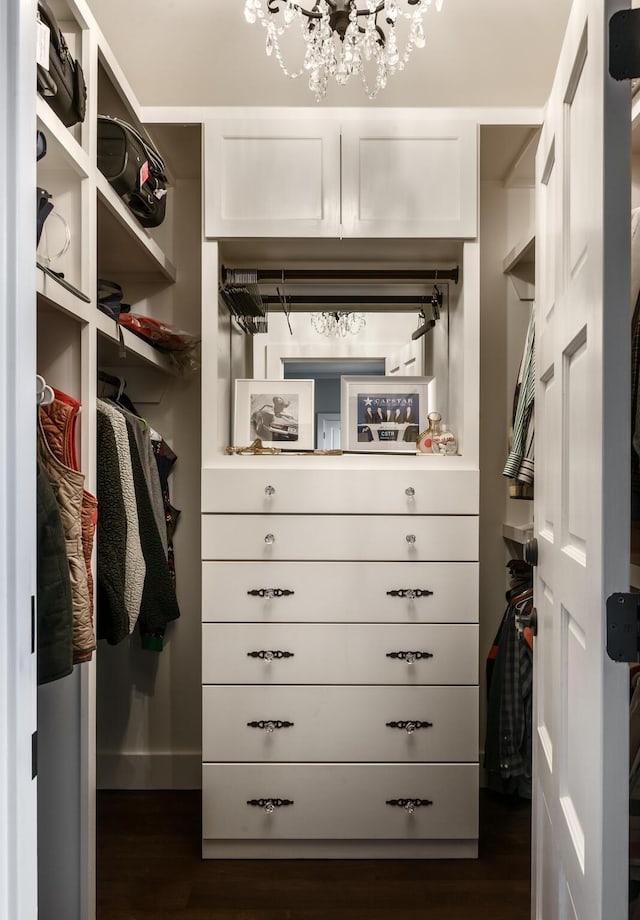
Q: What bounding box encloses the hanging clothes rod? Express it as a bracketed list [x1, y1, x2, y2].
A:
[259, 295, 445, 306]
[221, 265, 459, 284]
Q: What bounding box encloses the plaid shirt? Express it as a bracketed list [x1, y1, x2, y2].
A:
[485, 581, 533, 798]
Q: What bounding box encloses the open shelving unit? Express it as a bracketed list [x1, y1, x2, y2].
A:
[35, 3, 202, 918]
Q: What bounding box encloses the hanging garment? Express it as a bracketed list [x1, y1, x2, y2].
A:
[95, 408, 129, 645]
[503, 307, 535, 489]
[36, 461, 73, 684]
[485, 571, 533, 799]
[97, 399, 146, 632]
[105, 400, 167, 557]
[151, 435, 181, 588]
[124, 417, 180, 650]
[40, 388, 98, 643]
[38, 405, 96, 663]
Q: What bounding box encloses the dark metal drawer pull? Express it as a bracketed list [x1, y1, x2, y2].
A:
[386, 798, 433, 815]
[247, 649, 294, 660]
[386, 650, 433, 662]
[386, 720, 433, 733]
[247, 720, 295, 731]
[247, 588, 295, 598]
[387, 589, 434, 599]
[247, 797, 294, 814]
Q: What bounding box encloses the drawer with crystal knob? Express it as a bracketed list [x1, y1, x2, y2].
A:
[202, 561, 478, 624]
[202, 469, 478, 514]
[202, 685, 479, 762]
[201, 514, 478, 561]
[202, 623, 478, 685]
[202, 763, 478, 841]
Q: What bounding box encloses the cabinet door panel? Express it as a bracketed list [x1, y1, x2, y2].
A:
[201, 623, 478, 685]
[204, 119, 340, 238]
[201, 514, 478, 562]
[202, 763, 478, 840]
[341, 121, 478, 238]
[202, 469, 479, 515]
[202, 561, 478, 624]
[202, 685, 479, 762]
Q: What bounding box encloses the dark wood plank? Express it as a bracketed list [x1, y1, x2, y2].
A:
[97, 789, 531, 920]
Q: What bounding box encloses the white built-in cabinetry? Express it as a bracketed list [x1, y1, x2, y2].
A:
[201, 111, 481, 857]
[204, 118, 477, 239]
[35, 2, 198, 916]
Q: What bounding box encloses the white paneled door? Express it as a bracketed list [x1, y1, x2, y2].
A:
[533, 1, 630, 918]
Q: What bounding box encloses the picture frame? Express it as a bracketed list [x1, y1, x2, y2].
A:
[234, 379, 315, 450]
[340, 375, 436, 453]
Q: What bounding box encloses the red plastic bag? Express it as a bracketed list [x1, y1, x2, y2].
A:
[118, 313, 198, 353]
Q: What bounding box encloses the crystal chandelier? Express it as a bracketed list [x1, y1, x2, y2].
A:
[243, 0, 445, 102]
[310, 311, 366, 337]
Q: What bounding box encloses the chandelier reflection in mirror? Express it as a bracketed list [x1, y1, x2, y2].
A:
[243, 0, 445, 101]
[310, 311, 366, 337]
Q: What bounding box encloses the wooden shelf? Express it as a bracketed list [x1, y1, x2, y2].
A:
[96, 172, 177, 282]
[36, 96, 90, 178]
[36, 267, 92, 323]
[503, 229, 535, 302]
[503, 231, 535, 274]
[96, 309, 178, 374]
[502, 522, 534, 545]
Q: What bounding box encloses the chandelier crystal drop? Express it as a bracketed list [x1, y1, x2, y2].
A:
[244, 0, 445, 102]
[310, 311, 366, 337]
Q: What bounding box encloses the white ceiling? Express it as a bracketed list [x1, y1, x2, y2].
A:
[89, 0, 572, 109]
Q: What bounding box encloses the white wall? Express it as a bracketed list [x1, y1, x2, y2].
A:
[89, 0, 570, 109]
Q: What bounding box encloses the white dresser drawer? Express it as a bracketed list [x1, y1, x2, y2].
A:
[202, 623, 478, 685]
[203, 685, 479, 762]
[202, 469, 479, 515]
[202, 561, 479, 624]
[202, 763, 479, 840]
[202, 514, 478, 561]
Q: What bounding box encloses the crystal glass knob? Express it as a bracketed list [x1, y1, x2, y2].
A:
[405, 487, 415, 497]
[405, 800, 416, 815]
[264, 589, 275, 599]
[265, 485, 276, 496]
[264, 650, 275, 662]
[265, 721, 276, 733]
[265, 800, 276, 815]
[265, 533, 275, 545]
[405, 652, 417, 664]
[405, 590, 417, 600]
[406, 534, 416, 544]
[405, 722, 417, 735]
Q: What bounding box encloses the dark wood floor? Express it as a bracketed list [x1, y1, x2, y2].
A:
[97, 789, 531, 920]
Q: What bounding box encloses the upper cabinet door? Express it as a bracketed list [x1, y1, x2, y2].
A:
[341, 120, 478, 239]
[204, 119, 341, 238]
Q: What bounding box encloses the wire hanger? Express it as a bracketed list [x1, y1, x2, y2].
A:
[276, 270, 293, 336]
[98, 369, 126, 402]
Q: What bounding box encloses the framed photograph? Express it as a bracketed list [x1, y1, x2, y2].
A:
[340, 375, 435, 453]
[234, 379, 315, 450]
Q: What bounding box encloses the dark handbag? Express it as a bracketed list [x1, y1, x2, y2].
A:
[97, 116, 168, 228]
[37, 0, 86, 128]
[37, 188, 53, 245]
[97, 279, 131, 321]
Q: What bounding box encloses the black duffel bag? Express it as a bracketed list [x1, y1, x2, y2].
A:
[97, 116, 168, 228]
[37, 0, 86, 127]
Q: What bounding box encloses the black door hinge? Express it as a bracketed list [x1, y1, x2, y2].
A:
[610, 9, 640, 80]
[32, 731, 37, 779]
[606, 593, 640, 661]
